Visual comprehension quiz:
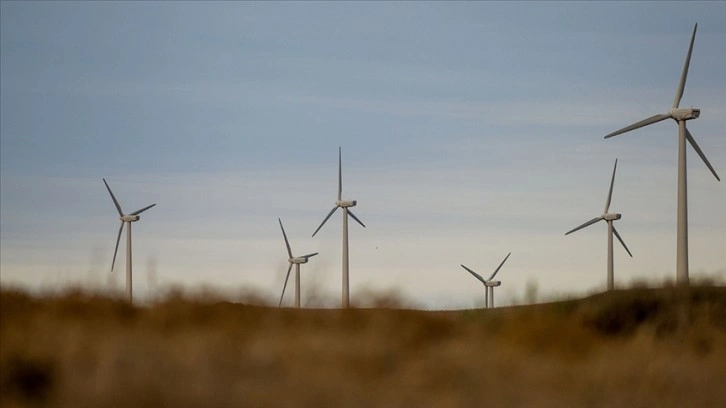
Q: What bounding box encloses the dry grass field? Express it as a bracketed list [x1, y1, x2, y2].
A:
[1, 285, 725, 408]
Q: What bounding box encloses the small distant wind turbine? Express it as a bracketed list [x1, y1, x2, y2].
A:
[312, 146, 366, 309]
[461, 252, 511, 308]
[603, 23, 719, 285]
[565, 159, 632, 291]
[278, 218, 318, 308]
[103, 178, 156, 303]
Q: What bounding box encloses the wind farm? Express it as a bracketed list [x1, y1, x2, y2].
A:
[2, 5, 722, 309]
[1, 3, 725, 407]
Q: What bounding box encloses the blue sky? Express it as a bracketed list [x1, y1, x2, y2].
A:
[2, 2, 725, 308]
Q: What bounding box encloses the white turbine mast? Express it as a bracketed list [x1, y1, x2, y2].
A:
[312, 146, 366, 309]
[103, 178, 156, 304]
[603, 23, 719, 285]
[460, 252, 511, 308]
[278, 218, 318, 308]
[565, 159, 633, 290]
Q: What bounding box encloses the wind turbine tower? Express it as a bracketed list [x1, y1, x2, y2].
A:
[278, 218, 318, 308]
[603, 24, 720, 285]
[565, 159, 632, 290]
[312, 147, 366, 309]
[103, 178, 156, 303]
[461, 252, 511, 308]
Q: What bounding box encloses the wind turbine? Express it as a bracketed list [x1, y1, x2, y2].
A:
[103, 178, 156, 303]
[603, 23, 720, 285]
[565, 159, 632, 291]
[460, 252, 511, 308]
[312, 146, 366, 309]
[278, 218, 318, 308]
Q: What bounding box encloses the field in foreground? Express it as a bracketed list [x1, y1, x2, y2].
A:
[1, 286, 725, 408]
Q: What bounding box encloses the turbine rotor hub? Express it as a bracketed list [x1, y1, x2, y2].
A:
[670, 107, 700, 121]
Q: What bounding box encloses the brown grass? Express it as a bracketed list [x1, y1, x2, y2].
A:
[1, 286, 725, 408]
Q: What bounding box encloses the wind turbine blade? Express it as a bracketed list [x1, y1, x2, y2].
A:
[565, 217, 603, 235]
[347, 210, 366, 228]
[103, 178, 124, 216]
[338, 146, 342, 201]
[278, 263, 293, 307]
[604, 159, 618, 213]
[130, 203, 156, 216]
[685, 127, 720, 181]
[301, 252, 319, 259]
[604, 114, 671, 139]
[488, 252, 511, 281]
[278, 218, 293, 258]
[312, 206, 339, 237]
[672, 23, 697, 109]
[612, 226, 633, 258]
[461, 265, 486, 284]
[111, 221, 124, 271]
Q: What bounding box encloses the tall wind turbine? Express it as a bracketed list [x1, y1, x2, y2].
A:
[312, 146, 366, 309]
[103, 178, 156, 303]
[565, 159, 632, 291]
[603, 24, 720, 285]
[460, 252, 511, 308]
[278, 218, 318, 308]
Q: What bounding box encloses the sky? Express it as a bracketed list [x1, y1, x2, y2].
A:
[1, 1, 725, 309]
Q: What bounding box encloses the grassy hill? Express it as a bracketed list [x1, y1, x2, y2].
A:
[1, 286, 725, 407]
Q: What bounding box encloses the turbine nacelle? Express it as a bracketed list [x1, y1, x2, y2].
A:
[120, 214, 141, 222]
[670, 107, 700, 121]
[289, 253, 318, 264]
[336, 200, 357, 208]
[484, 281, 501, 287]
[603, 213, 621, 221]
